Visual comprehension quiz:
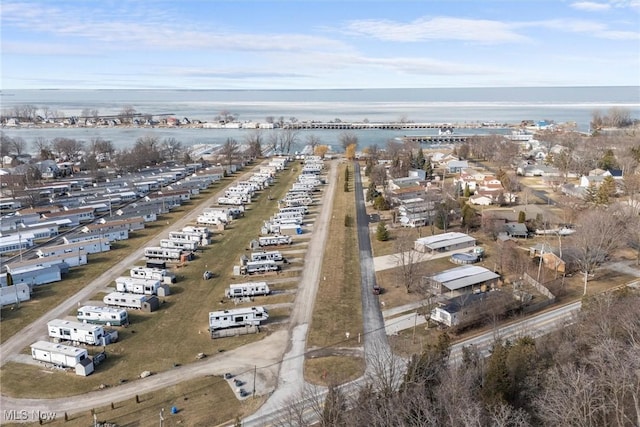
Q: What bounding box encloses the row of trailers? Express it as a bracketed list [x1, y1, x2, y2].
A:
[143, 226, 212, 263]
[208, 157, 294, 338]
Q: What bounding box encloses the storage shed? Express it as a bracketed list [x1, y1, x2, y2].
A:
[414, 232, 476, 254]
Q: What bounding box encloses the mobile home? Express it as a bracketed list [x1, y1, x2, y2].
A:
[257, 235, 292, 247]
[208, 306, 269, 330]
[130, 266, 176, 284]
[250, 251, 284, 262]
[114, 277, 162, 295]
[0, 265, 62, 287]
[77, 305, 129, 326]
[47, 319, 116, 346]
[240, 260, 280, 275]
[103, 292, 160, 312]
[0, 283, 31, 307]
[160, 238, 198, 251]
[144, 246, 183, 262]
[30, 341, 94, 375]
[225, 282, 270, 298]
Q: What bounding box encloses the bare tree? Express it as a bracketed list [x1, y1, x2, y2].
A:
[567, 208, 625, 295]
[8, 136, 27, 157]
[305, 134, 321, 154]
[118, 105, 137, 124]
[220, 137, 240, 170]
[339, 131, 358, 151]
[245, 131, 264, 159]
[31, 137, 52, 160]
[162, 137, 183, 161]
[51, 137, 84, 161]
[393, 234, 425, 293]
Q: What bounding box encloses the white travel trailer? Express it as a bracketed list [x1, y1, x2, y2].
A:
[169, 230, 208, 245]
[272, 212, 304, 222]
[115, 276, 162, 295]
[250, 251, 284, 262]
[225, 282, 270, 298]
[241, 260, 280, 275]
[160, 238, 198, 251]
[77, 305, 129, 326]
[208, 306, 269, 330]
[103, 292, 160, 312]
[130, 266, 176, 284]
[218, 196, 248, 205]
[144, 246, 183, 261]
[258, 235, 292, 247]
[196, 215, 224, 225]
[278, 206, 308, 215]
[30, 341, 94, 375]
[47, 319, 115, 346]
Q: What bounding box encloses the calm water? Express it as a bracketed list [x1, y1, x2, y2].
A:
[2, 87, 639, 151]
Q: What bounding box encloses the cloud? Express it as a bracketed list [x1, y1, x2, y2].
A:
[570, 1, 612, 11]
[341, 16, 529, 43]
[529, 18, 640, 40]
[0, 1, 350, 54]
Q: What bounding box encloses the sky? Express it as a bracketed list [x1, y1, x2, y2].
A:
[1, 0, 639, 90]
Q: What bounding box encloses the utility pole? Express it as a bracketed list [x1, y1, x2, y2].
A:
[253, 365, 257, 398]
[159, 408, 164, 427]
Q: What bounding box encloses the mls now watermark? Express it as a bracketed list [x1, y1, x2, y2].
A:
[4, 409, 57, 422]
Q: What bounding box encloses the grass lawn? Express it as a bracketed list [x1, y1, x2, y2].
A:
[20, 375, 264, 427]
[1, 162, 302, 399]
[304, 163, 364, 386]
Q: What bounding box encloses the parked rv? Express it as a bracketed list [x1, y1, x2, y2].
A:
[225, 282, 270, 298]
[77, 305, 129, 326]
[208, 306, 269, 330]
[30, 341, 94, 376]
[115, 276, 163, 295]
[250, 251, 284, 262]
[47, 319, 117, 345]
[103, 292, 160, 312]
[130, 266, 176, 284]
[240, 260, 280, 275]
[144, 246, 183, 261]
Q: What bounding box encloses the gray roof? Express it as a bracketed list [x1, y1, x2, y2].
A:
[429, 265, 499, 291]
[416, 232, 475, 250]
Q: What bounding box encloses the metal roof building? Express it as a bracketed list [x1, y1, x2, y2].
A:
[425, 265, 500, 294]
[414, 232, 476, 254]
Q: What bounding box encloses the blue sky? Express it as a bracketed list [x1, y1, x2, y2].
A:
[1, 0, 639, 89]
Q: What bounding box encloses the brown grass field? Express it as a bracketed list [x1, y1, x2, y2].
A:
[304, 163, 365, 385]
[1, 164, 302, 406]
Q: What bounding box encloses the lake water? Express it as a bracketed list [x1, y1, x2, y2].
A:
[2, 87, 639, 152]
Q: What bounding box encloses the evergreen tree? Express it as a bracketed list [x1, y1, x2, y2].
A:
[518, 210, 526, 223]
[598, 149, 618, 170]
[376, 222, 389, 241]
[596, 175, 616, 205]
[584, 182, 598, 205]
[416, 148, 426, 169]
[482, 341, 511, 405]
[407, 150, 416, 169]
[424, 157, 434, 178]
[373, 195, 390, 210]
[464, 183, 471, 198]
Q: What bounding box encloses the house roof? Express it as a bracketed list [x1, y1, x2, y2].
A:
[429, 265, 500, 291]
[416, 232, 476, 250]
[505, 222, 528, 235]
